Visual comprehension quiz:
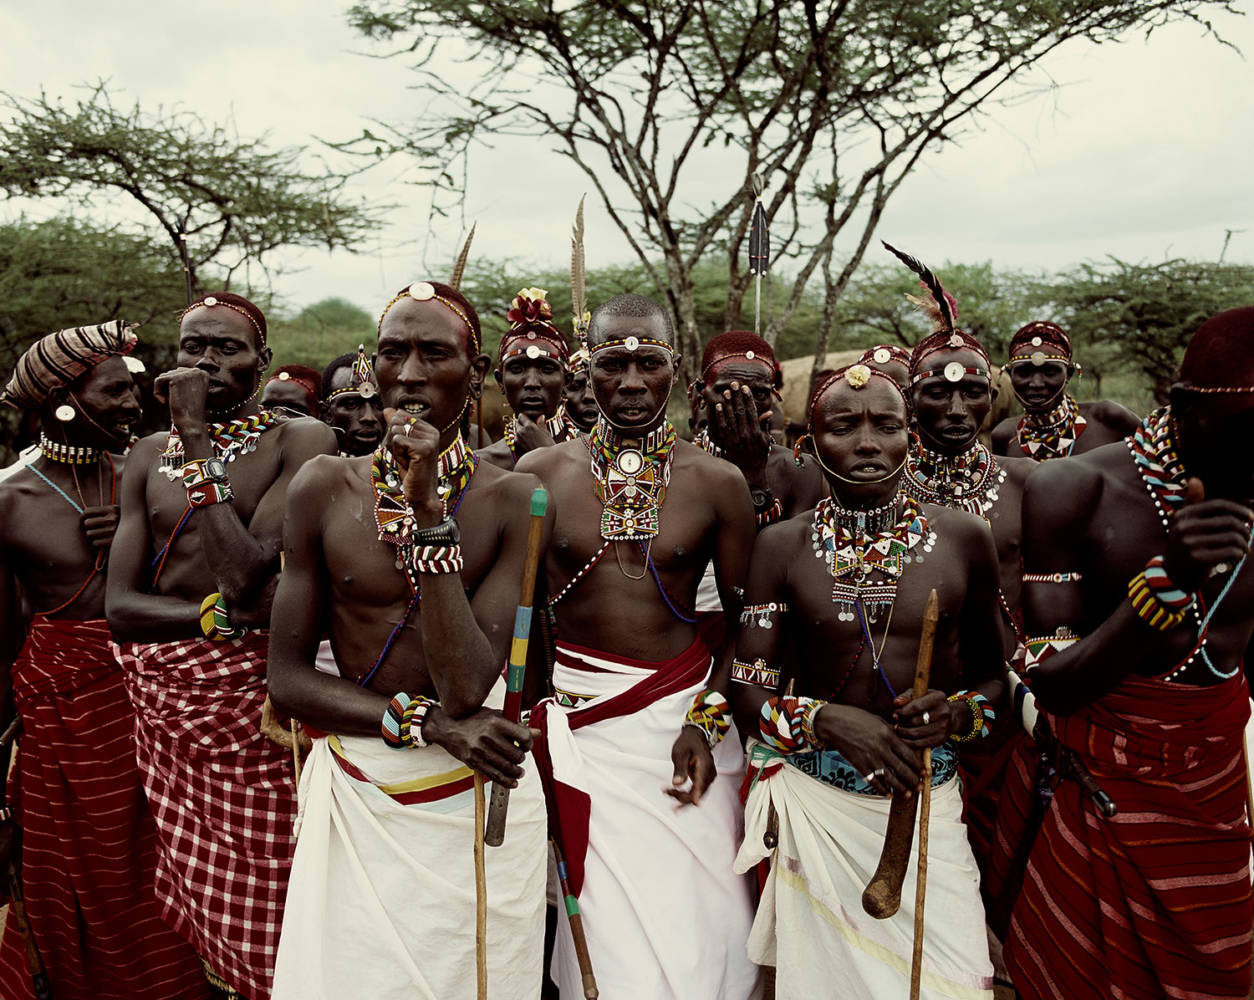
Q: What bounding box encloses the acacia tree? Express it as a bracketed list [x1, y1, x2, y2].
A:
[344, 0, 1233, 382]
[0, 82, 383, 296]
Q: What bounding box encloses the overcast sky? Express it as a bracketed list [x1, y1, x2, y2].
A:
[2, 0, 1251, 317]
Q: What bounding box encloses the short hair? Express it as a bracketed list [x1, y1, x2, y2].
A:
[322, 352, 357, 399]
[701, 330, 780, 387]
[265, 364, 321, 410]
[589, 293, 674, 345]
[182, 291, 268, 347]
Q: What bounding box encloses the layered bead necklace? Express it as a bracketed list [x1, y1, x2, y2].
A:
[1017, 395, 1087, 461]
[902, 440, 1005, 522]
[1127, 407, 1246, 682]
[159, 410, 281, 480]
[587, 416, 677, 543]
[372, 433, 478, 595]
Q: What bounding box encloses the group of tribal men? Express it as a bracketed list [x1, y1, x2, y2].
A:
[0, 250, 1252, 1000]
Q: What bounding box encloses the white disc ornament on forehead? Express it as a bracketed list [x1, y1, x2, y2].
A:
[203, 296, 218, 307]
[1031, 336, 1043, 346]
[359, 382, 376, 398]
[278, 371, 291, 381]
[526, 345, 541, 359]
[625, 336, 640, 351]
[873, 348, 891, 364]
[745, 350, 756, 360]
[1030, 351, 1047, 366]
[944, 361, 965, 382]
[408, 282, 435, 301]
[616, 450, 644, 475]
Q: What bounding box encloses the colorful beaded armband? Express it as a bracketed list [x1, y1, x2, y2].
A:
[947, 690, 993, 742]
[1024, 630, 1079, 671]
[412, 544, 464, 574]
[739, 602, 789, 629]
[182, 459, 234, 507]
[684, 689, 731, 749]
[1022, 571, 1083, 584]
[759, 695, 826, 754]
[732, 657, 780, 688]
[1141, 555, 1192, 609]
[381, 692, 438, 750]
[1128, 561, 1188, 631]
[199, 592, 244, 642]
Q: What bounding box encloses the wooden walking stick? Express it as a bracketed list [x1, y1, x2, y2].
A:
[862, 589, 939, 920]
[485, 486, 548, 847]
[474, 773, 488, 1000]
[910, 706, 936, 998]
[552, 838, 600, 998]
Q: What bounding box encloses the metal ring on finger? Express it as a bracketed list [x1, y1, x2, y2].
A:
[922, 710, 930, 726]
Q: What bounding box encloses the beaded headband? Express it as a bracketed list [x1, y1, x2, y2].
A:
[860, 344, 912, 368]
[807, 363, 909, 432]
[501, 287, 570, 364]
[701, 349, 774, 385]
[326, 344, 378, 401]
[910, 362, 992, 387]
[1009, 332, 1073, 368]
[180, 296, 266, 345]
[1176, 383, 1254, 394]
[378, 281, 481, 356]
[589, 335, 674, 358]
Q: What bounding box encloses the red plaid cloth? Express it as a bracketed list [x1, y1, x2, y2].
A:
[1005, 672, 1253, 1000]
[114, 632, 297, 1000]
[0, 617, 205, 1000]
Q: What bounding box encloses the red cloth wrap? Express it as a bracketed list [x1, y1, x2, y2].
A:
[114, 631, 297, 1000]
[530, 637, 711, 899]
[0, 617, 203, 1000]
[1005, 672, 1253, 1000]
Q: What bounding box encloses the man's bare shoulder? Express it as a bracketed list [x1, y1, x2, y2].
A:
[476, 439, 514, 469]
[275, 414, 337, 452]
[920, 502, 993, 548]
[990, 416, 1017, 451]
[1022, 440, 1130, 526]
[673, 438, 746, 487]
[994, 452, 1036, 484]
[465, 461, 546, 529]
[514, 435, 584, 478]
[1083, 399, 1140, 434]
[286, 452, 364, 504]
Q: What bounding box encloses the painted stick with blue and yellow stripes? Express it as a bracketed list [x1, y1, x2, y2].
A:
[484, 486, 548, 847]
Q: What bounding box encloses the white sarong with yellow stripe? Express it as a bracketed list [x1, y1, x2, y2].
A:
[735, 743, 993, 1000]
[271, 683, 546, 1000]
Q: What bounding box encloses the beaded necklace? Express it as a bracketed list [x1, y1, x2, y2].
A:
[1127, 407, 1246, 682]
[503, 409, 578, 465]
[38, 434, 101, 465]
[902, 440, 1005, 522]
[371, 433, 478, 595]
[810, 494, 931, 623]
[587, 416, 677, 542]
[159, 410, 281, 479]
[1017, 395, 1087, 461]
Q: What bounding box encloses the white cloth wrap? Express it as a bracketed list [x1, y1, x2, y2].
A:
[546, 644, 761, 999]
[272, 679, 546, 1000]
[695, 561, 723, 613]
[735, 748, 993, 1000]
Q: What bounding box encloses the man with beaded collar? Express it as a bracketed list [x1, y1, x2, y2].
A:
[991, 320, 1138, 460]
[729, 361, 1004, 998]
[0, 321, 206, 1000]
[106, 291, 335, 1000]
[266, 279, 550, 999]
[997, 307, 1254, 1000]
[516, 292, 761, 999]
[478, 287, 580, 469]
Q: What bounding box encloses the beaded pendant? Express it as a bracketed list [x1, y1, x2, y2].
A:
[159, 410, 280, 479]
[588, 418, 677, 542]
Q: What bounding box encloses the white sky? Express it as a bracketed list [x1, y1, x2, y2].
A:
[1, 0, 1251, 316]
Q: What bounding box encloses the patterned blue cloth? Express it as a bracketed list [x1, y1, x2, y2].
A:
[783, 740, 957, 797]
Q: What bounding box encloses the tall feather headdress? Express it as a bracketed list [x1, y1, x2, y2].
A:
[449, 223, 477, 292]
[881, 240, 956, 334]
[569, 196, 591, 372]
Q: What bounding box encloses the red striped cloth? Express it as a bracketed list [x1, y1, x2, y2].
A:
[1005, 672, 1253, 1000]
[0, 617, 204, 1000]
[114, 632, 297, 1000]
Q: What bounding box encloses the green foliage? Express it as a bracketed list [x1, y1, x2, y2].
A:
[268, 298, 377, 374]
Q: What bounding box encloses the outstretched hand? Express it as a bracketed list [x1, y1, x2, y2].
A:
[713, 382, 772, 479]
[666, 725, 716, 807]
[1164, 477, 1253, 592]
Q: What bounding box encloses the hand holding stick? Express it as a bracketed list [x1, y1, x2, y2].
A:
[862, 589, 939, 920]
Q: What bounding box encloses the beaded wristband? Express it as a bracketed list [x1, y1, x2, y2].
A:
[183, 459, 234, 507]
[797, 698, 828, 749]
[759, 695, 804, 754]
[1141, 555, 1191, 609]
[684, 689, 731, 749]
[947, 691, 991, 742]
[412, 544, 464, 574]
[199, 593, 244, 642]
[1128, 570, 1188, 631]
[1022, 571, 1083, 584]
[732, 656, 780, 688]
[381, 692, 438, 750]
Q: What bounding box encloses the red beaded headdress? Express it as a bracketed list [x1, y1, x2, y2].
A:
[701, 330, 782, 390]
[1009, 321, 1072, 366]
[500, 288, 570, 364]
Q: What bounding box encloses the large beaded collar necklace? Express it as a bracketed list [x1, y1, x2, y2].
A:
[39, 434, 101, 465]
[503, 407, 579, 464]
[371, 433, 478, 595]
[587, 416, 677, 542]
[1018, 394, 1087, 461]
[902, 440, 1005, 521]
[159, 410, 280, 480]
[811, 493, 930, 623]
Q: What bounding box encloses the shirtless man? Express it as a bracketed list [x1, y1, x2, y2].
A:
[1002, 306, 1254, 1000]
[320, 347, 385, 457]
[991, 321, 1139, 460]
[478, 287, 579, 469]
[562, 349, 598, 433]
[267, 280, 548, 1000]
[0, 321, 204, 1000]
[107, 292, 335, 1000]
[259, 364, 321, 418]
[857, 343, 911, 391]
[517, 293, 761, 999]
[730, 362, 1004, 998]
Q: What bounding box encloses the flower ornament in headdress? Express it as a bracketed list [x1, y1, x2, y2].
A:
[326, 344, 379, 402]
[500, 287, 570, 365]
[844, 364, 872, 389]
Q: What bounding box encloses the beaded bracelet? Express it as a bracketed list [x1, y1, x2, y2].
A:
[199, 593, 245, 642]
[740, 602, 789, 629]
[381, 692, 438, 750]
[732, 656, 780, 688]
[183, 459, 235, 508]
[1022, 571, 1083, 584]
[797, 697, 828, 749]
[1141, 555, 1192, 609]
[1128, 566, 1188, 631]
[684, 689, 731, 749]
[947, 690, 992, 742]
[759, 695, 826, 754]
[412, 544, 464, 574]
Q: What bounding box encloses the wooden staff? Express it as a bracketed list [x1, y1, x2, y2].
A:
[909, 718, 935, 998]
[474, 773, 488, 1000]
[862, 589, 939, 920]
[552, 838, 599, 998]
[485, 486, 548, 846]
